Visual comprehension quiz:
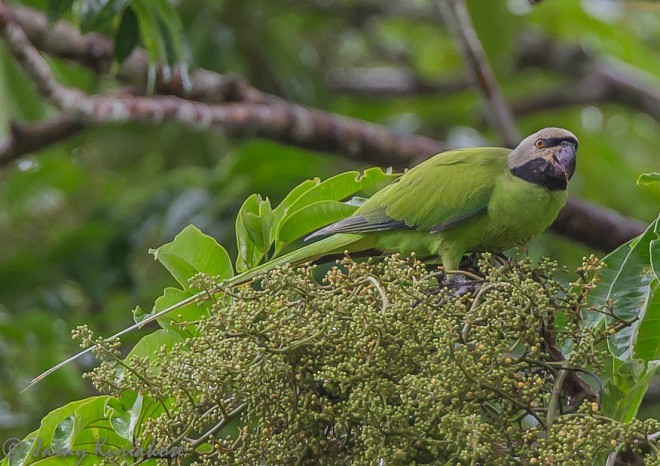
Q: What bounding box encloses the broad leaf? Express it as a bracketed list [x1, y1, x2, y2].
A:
[274, 168, 395, 251]
[278, 200, 358, 244]
[240, 198, 274, 256]
[283, 168, 393, 216]
[151, 225, 233, 290]
[139, 287, 207, 336]
[633, 280, 660, 362]
[105, 391, 143, 441]
[125, 329, 184, 367]
[271, 178, 321, 228]
[586, 220, 658, 360]
[601, 358, 660, 422]
[2, 396, 133, 466]
[591, 216, 660, 422]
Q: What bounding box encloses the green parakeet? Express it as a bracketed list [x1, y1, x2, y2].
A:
[24, 127, 579, 387]
[230, 127, 577, 283]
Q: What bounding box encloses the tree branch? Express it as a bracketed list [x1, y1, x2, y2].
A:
[517, 34, 660, 121]
[0, 116, 84, 166]
[0, 6, 444, 168]
[0, 4, 647, 252]
[9, 4, 268, 105]
[438, 0, 520, 147]
[553, 198, 646, 252]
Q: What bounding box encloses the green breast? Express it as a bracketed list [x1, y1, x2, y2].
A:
[482, 173, 567, 250]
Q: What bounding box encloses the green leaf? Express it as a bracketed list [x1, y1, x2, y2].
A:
[79, 0, 130, 33]
[651, 215, 660, 282]
[240, 200, 274, 257]
[591, 216, 660, 421]
[104, 391, 143, 441]
[274, 168, 395, 251]
[114, 6, 140, 63]
[151, 0, 186, 66]
[278, 200, 358, 244]
[125, 328, 184, 366]
[142, 287, 208, 336]
[132, 0, 187, 68]
[151, 287, 194, 327]
[636, 172, 660, 186]
[151, 225, 233, 290]
[235, 194, 273, 272]
[601, 358, 660, 422]
[284, 168, 393, 216]
[3, 396, 133, 465]
[131, 1, 163, 65]
[586, 221, 658, 360]
[47, 0, 75, 22]
[272, 177, 321, 227]
[633, 280, 660, 362]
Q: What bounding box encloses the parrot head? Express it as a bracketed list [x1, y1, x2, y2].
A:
[509, 127, 578, 191]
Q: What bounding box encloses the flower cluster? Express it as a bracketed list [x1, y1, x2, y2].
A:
[80, 254, 659, 465]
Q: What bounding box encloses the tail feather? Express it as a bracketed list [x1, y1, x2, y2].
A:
[22, 233, 367, 391]
[305, 215, 410, 240]
[223, 233, 365, 288]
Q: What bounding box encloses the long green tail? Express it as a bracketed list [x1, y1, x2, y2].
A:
[23, 233, 367, 391]
[221, 233, 366, 288]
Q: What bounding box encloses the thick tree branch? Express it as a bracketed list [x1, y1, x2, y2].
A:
[9, 4, 267, 105]
[0, 116, 83, 166]
[0, 6, 443, 168]
[553, 198, 646, 252]
[517, 34, 660, 121]
[438, 0, 520, 147]
[0, 4, 646, 252]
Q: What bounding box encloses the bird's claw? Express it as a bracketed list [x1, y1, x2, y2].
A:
[444, 274, 482, 297]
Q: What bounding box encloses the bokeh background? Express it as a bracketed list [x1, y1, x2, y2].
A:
[0, 0, 658, 441]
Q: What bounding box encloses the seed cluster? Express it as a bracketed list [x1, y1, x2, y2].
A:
[79, 254, 659, 465]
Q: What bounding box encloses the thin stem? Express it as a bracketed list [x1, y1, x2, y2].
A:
[438, 0, 520, 147]
[187, 403, 247, 450]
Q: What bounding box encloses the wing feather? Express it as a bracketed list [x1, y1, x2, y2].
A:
[306, 148, 510, 240]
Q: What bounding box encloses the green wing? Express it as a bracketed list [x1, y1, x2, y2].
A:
[308, 148, 510, 238]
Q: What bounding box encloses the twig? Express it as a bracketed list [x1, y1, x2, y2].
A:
[366, 276, 388, 313]
[438, 0, 520, 147]
[546, 367, 568, 429]
[541, 321, 597, 405]
[187, 403, 247, 450]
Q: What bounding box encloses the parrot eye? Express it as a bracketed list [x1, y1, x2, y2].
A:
[535, 139, 546, 149]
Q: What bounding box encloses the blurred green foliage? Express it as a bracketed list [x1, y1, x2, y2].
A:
[0, 0, 658, 442]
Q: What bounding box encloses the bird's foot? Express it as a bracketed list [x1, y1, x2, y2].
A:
[443, 274, 483, 297]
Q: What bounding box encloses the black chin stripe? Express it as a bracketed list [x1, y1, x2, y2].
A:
[545, 136, 578, 149]
[510, 158, 567, 191]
